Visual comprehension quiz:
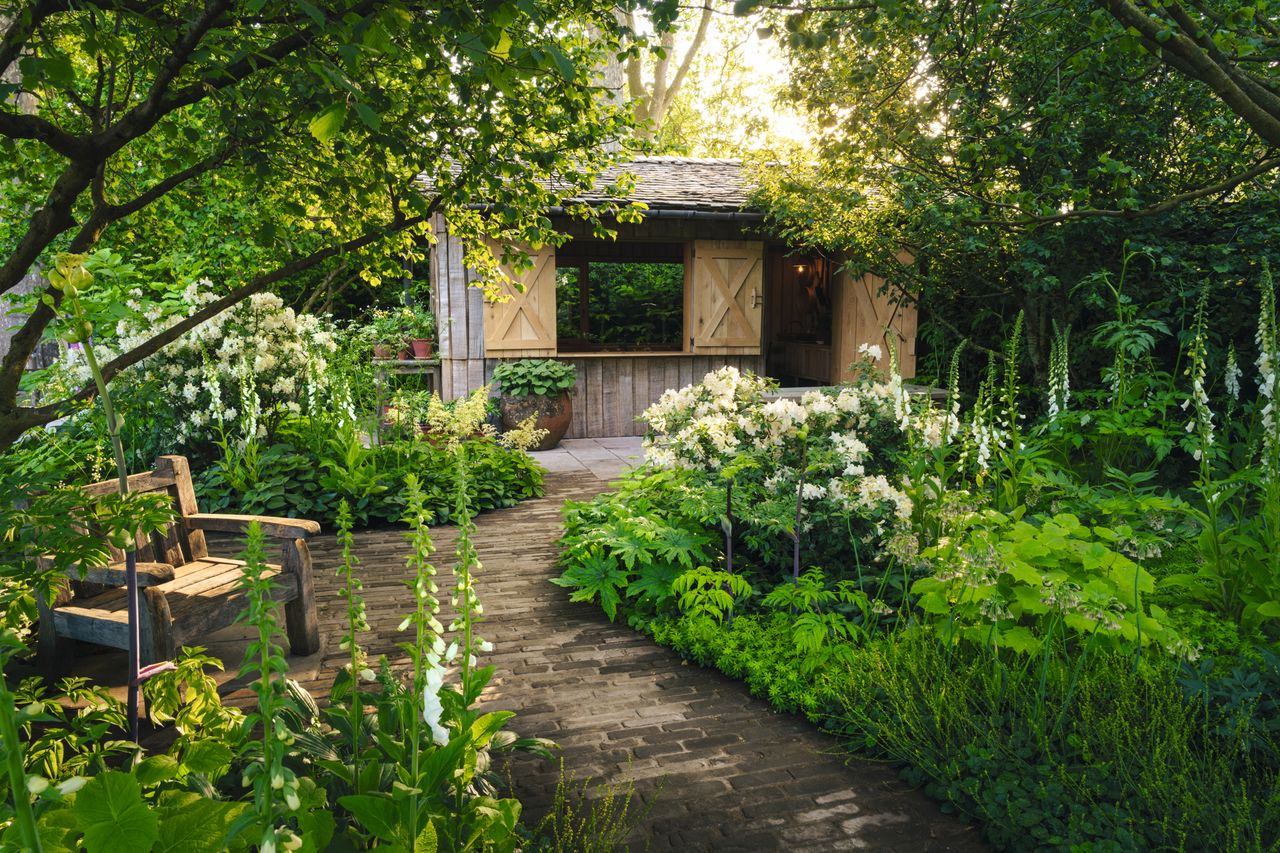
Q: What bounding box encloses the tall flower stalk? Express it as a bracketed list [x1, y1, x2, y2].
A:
[401, 474, 444, 845]
[48, 254, 158, 741]
[237, 522, 301, 853]
[335, 501, 369, 793]
[1047, 323, 1070, 421]
[0, 633, 41, 851]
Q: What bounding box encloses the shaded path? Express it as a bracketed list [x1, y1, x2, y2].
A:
[301, 469, 984, 852]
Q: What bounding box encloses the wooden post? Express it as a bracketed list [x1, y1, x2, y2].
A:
[138, 588, 175, 666]
[282, 538, 320, 655]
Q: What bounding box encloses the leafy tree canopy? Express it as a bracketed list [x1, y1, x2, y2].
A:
[742, 0, 1280, 382]
[0, 0, 677, 447]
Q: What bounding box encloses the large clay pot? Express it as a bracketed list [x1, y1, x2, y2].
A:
[499, 390, 572, 451]
[372, 343, 396, 359]
[410, 338, 435, 359]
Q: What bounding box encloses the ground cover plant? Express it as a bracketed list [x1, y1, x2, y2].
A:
[555, 268, 1280, 851]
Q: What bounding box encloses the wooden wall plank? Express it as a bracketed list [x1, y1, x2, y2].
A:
[587, 359, 604, 437]
[630, 360, 648, 435]
[600, 358, 618, 436]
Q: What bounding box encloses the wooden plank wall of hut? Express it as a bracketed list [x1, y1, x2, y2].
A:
[483, 355, 765, 438]
[430, 215, 489, 400]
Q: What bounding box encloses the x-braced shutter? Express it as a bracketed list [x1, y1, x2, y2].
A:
[482, 242, 557, 357]
[690, 240, 764, 354]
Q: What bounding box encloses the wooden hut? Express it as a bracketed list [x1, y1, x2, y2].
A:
[430, 157, 917, 438]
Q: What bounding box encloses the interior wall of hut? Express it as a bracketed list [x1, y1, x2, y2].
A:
[765, 250, 835, 386]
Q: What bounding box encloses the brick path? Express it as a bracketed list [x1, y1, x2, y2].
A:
[76, 464, 984, 851]
[309, 470, 984, 852]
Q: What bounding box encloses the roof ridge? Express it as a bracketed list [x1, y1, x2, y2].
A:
[627, 155, 743, 165]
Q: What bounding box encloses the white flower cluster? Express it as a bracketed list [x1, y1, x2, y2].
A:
[58, 283, 342, 448]
[1258, 267, 1278, 467]
[642, 367, 916, 523]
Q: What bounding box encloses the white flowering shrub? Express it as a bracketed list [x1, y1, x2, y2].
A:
[54, 283, 343, 455]
[643, 366, 915, 524]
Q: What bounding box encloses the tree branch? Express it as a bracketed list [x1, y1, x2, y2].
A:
[660, 2, 714, 123]
[2, 209, 433, 448]
[0, 0, 58, 77]
[1096, 0, 1280, 147]
[0, 110, 86, 157]
[968, 154, 1280, 227]
[95, 212, 431, 388]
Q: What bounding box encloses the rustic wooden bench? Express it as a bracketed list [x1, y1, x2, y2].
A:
[38, 455, 321, 674]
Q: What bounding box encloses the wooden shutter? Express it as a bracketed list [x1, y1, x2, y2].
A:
[482, 242, 557, 357]
[690, 240, 763, 354]
[834, 268, 919, 380]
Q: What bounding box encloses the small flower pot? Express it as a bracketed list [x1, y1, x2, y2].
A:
[397, 348, 411, 361]
[410, 338, 435, 359]
[498, 390, 572, 451]
[373, 343, 396, 359]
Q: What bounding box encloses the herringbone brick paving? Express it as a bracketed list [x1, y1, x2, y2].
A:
[308, 471, 984, 852]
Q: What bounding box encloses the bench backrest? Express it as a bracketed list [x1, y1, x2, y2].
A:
[79, 455, 207, 567]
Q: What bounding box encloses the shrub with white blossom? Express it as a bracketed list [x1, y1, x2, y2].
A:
[55, 282, 343, 453]
[640, 364, 919, 570]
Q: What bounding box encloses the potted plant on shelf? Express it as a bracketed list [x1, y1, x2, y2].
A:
[491, 359, 576, 451]
[369, 309, 410, 360]
[406, 306, 437, 359]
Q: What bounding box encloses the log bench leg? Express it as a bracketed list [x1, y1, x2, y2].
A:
[37, 596, 74, 679]
[139, 587, 176, 666]
[283, 538, 320, 656]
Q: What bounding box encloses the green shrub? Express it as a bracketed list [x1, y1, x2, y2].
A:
[195, 423, 543, 527]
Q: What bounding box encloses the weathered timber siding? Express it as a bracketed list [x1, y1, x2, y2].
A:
[431, 213, 766, 437]
[483, 354, 765, 438]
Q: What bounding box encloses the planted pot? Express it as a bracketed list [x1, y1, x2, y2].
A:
[397, 348, 411, 361]
[373, 343, 396, 359]
[410, 338, 435, 359]
[499, 390, 572, 451]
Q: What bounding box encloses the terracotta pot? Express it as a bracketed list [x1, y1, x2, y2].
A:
[397, 348, 411, 361]
[410, 338, 435, 359]
[373, 343, 396, 359]
[499, 390, 572, 451]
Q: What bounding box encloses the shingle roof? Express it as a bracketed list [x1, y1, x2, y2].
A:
[566, 156, 754, 212]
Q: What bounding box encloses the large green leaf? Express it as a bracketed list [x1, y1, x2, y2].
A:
[308, 104, 347, 143]
[339, 793, 401, 842]
[154, 794, 249, 853]
[73, 771, 159, 853]
[415, 819, 438, 853]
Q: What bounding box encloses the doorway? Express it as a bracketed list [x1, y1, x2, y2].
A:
[765, 251, 834, 386]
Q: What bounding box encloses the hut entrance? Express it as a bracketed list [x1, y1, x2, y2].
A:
[765, 252, 835, 386]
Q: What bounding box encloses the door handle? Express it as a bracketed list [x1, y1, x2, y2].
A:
[751, 288, 763, 308]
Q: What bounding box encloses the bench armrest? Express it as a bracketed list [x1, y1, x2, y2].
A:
[184, 513, 321, 540]
[70, 562, 176, 588]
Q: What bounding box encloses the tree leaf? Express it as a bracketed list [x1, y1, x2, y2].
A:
[308, 104, 347, 143]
